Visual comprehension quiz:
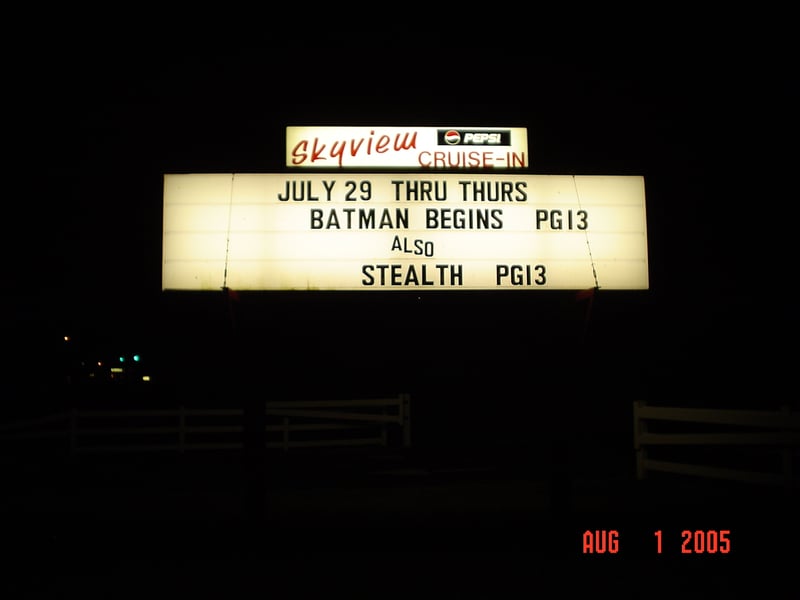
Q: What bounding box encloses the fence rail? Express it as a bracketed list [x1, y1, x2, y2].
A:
[0, 394, 411, 456]
[633, 401, 800, 486]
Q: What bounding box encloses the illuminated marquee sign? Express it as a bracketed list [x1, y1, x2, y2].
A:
[286, 126, 529, 169]
[162, 173, 648, 291]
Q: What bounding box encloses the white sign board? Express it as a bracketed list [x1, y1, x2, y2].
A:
[286, 126, 529, 169]
[162, 173, 648, 291]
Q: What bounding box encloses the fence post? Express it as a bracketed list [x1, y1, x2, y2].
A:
[179, 406, 185, 453]
[781, 405, 792, 485]
[69, 408, 77, 456]
[401, 393, 411, 447]
[381, 402, 389, 446]
[633, 401, 647, 480]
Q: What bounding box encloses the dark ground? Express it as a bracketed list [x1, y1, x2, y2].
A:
[2, 431, 797, 598]
[3, 286, 797, 596]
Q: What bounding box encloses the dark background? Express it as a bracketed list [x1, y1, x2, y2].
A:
[7, 21, 795, 416]
[2, 14, 798, 593]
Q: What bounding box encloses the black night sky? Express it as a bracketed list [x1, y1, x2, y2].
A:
[10, 28, 795, 403]
[3, 16, 798, 595]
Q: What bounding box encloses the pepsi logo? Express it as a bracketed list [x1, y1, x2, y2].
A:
[444, 130, 461, 145]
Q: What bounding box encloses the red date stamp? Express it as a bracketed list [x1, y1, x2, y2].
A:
[581, 529, 732, 555]
[659, 529, 731, 554]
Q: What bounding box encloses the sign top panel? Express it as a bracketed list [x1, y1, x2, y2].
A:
[286, 126, 529, 169]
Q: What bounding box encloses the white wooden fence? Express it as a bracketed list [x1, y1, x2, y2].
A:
[633, 401, 800, 486]
[0, 394, 411, 456]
